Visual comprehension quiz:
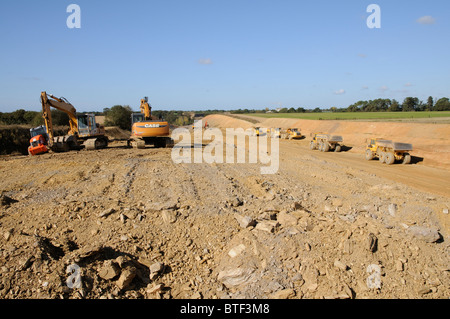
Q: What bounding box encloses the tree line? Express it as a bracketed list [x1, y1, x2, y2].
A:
[231, 96, 450, 114]
[2, 96, 449, 128]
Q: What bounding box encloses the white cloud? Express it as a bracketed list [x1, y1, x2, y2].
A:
[334, 89, 346, 95]
[198, 58, 213, 65]
[379, 86, 389, 93]
[416, 16, 436, 25]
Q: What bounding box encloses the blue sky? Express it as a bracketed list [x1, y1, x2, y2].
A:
[0, 0, 449, 112]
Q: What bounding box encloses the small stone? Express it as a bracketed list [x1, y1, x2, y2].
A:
[418, 287, 431, 295]
[98, 208, 115, 218]
[149, 262, 164, 279]
[255, 220, 279, 233]
[231, 197, 243, 207]
[387, 204, 397, 217]
[277, 211, 298, 227]
[147, 283, 164, 294]
[443, 208, 449, 215]
[367, 233, 378, 253]
[234, 215, 256, 228]
[271, 288, 295, 299]
[161, 210, 177, 224]
[4, 230, 12, 241]
[395, 260, 404, 272]
[334, 260, 348, 271]
[191, 291, 202, 299]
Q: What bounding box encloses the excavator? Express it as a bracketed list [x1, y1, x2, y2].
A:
[127, 97, 174, 148]
[28, 91, 108, 155]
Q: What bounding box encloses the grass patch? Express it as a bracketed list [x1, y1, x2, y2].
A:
[250, 111, 450, 121]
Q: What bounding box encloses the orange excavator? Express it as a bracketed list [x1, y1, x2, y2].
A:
[28, 91, 108, 155]
[127, 97, 174, 148]
[28, 125, 50, 156]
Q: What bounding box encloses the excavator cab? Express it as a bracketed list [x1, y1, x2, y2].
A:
[77, 114, 102, 138]
[28, 125, 50, 156]
[131, 113, 145, 125]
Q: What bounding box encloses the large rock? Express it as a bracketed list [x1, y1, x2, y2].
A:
[98, 260, 120, 280]
[277, 211, 298, 227]
[406, 226, 441, 243]
[116, 266, 136, 290]
[234, 214, 256, 228]
[217, 266, 257, 287]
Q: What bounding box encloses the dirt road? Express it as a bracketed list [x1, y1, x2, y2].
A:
[0, 120, 448, 299]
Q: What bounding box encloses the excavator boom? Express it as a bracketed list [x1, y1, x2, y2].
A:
[39, 91, 108, 152]
[41, 91, 78, 144]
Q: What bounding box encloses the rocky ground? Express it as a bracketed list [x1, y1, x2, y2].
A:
[0, 123, 449, 299]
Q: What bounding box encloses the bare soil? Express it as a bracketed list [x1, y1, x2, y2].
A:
[0, 116, 448, 299]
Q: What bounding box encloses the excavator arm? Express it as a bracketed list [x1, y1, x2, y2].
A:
[139, 96, 152, 120]
[40, 91, 78, 143]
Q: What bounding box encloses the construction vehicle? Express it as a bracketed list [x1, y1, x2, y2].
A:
[127, 97, 174, 149]
[27, 125, 50, 156]
[310, 133, 343, 152]
[282, 128, 303, 140]
[270, 128, 281, 138]
[365, 138, 412, 165]
[40, 91, 108, 152]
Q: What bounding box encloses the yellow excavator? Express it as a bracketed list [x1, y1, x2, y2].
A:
[127, 97, 174, 148]
[40, 91, 108, 152]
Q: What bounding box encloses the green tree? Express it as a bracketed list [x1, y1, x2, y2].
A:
[402, 97, 419, 112]
[296, 107, 306, 113]
[104, 105, 133, 130]
[388, 99, 401, 112]
[434, 98, 450, 111]
[426, 96, 434, 111]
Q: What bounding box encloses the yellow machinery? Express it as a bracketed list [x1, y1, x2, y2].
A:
[253, 127, 261, 136]
[365, 138, 412, 165]
[282, 128, 303, 140]
[310, 133, 343, 152]
[40, 91, 108, 152]
[127, 97, 174, 148]
[270, 128, 281, 138]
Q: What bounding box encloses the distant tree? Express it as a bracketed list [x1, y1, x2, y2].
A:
[287, 107, 296, 113]
[104, 105, 133, 130]
[279, 108, 288, 113]
[402, 97, 419, 112]
[426, 96, 434, 111]
[312, 107, 322, 113]
[296, 107, 306, 113]
[434, 98, 450, 111]
[416, 100, 426, 112]
[388, 99, 401, 112]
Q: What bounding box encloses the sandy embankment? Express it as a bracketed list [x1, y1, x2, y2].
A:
[203, 114, 450, 170]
